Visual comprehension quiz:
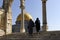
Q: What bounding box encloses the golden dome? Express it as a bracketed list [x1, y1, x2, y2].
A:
[17, 13, 33, 21]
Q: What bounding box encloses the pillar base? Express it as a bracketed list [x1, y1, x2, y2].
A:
[42, 24, 48, 31]
[20, 28, 25, 33]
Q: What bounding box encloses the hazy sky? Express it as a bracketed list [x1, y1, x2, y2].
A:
[0, 0, 60, 31]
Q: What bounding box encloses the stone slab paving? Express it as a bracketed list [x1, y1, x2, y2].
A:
[0, 31, 60, 40]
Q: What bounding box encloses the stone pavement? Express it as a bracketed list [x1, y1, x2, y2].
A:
[0, 31, 60, 40]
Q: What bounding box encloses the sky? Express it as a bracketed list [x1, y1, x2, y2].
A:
[0, 0, 60, 31]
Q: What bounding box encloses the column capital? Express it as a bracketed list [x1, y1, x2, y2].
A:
[41, 0, 47, 3]
[9, 0, 13, 4]
[9, 0, 13, 2]
[20, 0, 25, 9]
[20, 0, 25, 1]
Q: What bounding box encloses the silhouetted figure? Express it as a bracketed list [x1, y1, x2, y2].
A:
[35, 18, 40, 32]
[28, 19, 34, 35]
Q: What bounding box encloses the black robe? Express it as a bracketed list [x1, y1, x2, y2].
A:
[35, 19, 40, 32]
[28, 19, 34, 34]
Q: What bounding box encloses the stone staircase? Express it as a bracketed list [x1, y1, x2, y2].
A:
[0, 31, 60, 40]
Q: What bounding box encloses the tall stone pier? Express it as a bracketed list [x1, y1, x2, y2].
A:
[20, 0, 25, 33]
[41, 0, 48, 31]
[2, 0, 13, 34]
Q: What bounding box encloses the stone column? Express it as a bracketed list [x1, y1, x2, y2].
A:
[0, 9, 4, 27]
[0, 15, 1, 25]
[2, 0, 7, 34]
[20, 0, 25, 33]
[0, 9, 4, 31]
[2, 0, 13, 34]
[0, 11, 2, 27]
[6, 0, 13, 34]
[41, 0, 48, 31]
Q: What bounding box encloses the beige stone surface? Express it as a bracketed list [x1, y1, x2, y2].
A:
[0, 29, 5, 36]
[0, 0, 13, 35]
[0, 9, 5, 30]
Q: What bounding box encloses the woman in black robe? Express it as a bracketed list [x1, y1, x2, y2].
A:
[28, 19, 34, 35]
[35, 18, 40, 32]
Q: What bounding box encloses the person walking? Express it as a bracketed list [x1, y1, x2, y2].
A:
[35, 18, 40, 32]
[28, 19, 34, 35]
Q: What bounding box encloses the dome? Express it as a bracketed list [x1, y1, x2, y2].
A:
[17, 13, 33, 21]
